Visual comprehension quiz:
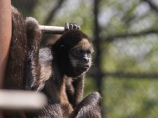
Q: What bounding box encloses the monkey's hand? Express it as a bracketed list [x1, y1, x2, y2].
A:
[65, 23, 81, 31]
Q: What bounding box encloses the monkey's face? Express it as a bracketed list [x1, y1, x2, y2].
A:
[56, 30, 94, 77]
[69, 38, 93, 74]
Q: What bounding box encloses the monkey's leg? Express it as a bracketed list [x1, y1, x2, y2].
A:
[68, 92, 102, 118]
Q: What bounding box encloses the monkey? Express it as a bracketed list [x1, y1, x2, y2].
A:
[23, 17, 102, 118]
[3, 5, 102, 118]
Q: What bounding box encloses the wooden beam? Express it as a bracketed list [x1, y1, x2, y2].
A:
[40, 25, 65, 34]
[0, 90, 47, 110]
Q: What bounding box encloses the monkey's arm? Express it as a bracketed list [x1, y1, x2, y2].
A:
[23, 17, 42, 90]
[72, 75, 85, 107]
[66, 75, 85, 108]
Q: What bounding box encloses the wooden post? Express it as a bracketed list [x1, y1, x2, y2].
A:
[0, 0, 12, 88]
[0, 1, 11, 117]
[0, 1, 12, 117]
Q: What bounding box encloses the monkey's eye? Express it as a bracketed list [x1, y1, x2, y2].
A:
[77, 50, 82, 54]
[76, 49, 83, 54]
[87, 50, 91, 54]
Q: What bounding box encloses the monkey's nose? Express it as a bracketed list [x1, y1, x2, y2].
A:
[83, 57, 89, 63]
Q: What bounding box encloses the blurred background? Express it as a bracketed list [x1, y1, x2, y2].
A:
[12, 0, 158, 117]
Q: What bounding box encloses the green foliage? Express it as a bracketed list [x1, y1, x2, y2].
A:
[102, 35, 158, 73]
[83, 76, 98, 98]
[103, 77, 158, 118]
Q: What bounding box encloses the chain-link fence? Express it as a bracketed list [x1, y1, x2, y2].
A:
[100, 36, 158, 118]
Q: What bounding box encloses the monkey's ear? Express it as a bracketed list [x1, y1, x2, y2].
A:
[60, 45, 66, 51]
[60, 45, 65, 49]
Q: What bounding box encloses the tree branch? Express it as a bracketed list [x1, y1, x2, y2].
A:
[44, 0, 65, 25]
[11, 0, 36, 17]
[88, 71, 158, 79]
[97, 29, 158, 42]
[105, 72, 158, 79]
[142, 0, 158, 15]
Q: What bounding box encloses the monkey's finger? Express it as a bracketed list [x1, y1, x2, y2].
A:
[77, 26, 81, 30]
[65, 23, 69, 31]
[73, 24, 78, 30]
[69, 24, 73, 30]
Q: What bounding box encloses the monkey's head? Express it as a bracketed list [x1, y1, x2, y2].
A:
[53, 30, 94, 77]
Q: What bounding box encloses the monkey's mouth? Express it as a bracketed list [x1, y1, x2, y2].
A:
[78, 65, 89, 70]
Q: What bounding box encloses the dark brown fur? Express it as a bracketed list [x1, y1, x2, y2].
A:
[4, 6, 27, 90]
[24, 30, 102, 118]
[23, 17, 42, 91]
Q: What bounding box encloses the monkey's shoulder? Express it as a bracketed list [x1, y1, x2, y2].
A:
[37, 47, 53, 91]
[39, 47, 53, 65]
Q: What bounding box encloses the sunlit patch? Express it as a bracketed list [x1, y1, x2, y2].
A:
[74, 38, 92, 51]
